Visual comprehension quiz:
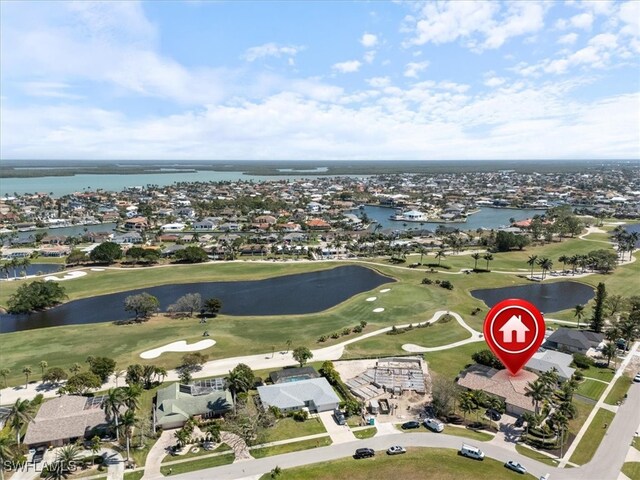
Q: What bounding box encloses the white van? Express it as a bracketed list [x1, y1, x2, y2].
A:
[424, 418, 444, 432]
[460, 443, 485, 460]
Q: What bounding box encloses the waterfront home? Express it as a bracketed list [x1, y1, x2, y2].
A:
[112, 232, 143, 244]
[390, 210, 427, 222]
[124, 217, 148, 231]
[545, 328, 605, 355]
[306, 218, 331, 231]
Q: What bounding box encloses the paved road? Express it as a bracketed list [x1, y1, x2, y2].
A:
[168, 369, 640, 480]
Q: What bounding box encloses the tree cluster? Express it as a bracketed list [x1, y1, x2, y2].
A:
[7, 280, 67, 314]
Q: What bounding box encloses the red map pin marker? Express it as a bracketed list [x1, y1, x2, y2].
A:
[483, 298, 546, 376]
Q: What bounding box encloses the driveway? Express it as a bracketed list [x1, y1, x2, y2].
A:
[318, 411, 356, 444]
[142, 429, 175, 480]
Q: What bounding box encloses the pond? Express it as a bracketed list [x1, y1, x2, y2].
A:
[1, 263, 63, 278]
[0, 265, 394, 333]
[471, 281, 595, 314]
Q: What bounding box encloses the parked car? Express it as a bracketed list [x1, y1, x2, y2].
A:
[485, 408, 502, 421]
[386, 445, 406, 455]
[334, 409, 346, 426]
[459, 443, 485, 460]
[202, 442, 215, 451]
[401, 420, 421, 430]
[514, 416, 525, 428]
[354, 448, 375, 459]
[504, 460, 527, 474]
[424, 417, 444, 432]
[633, 372, 640, 383]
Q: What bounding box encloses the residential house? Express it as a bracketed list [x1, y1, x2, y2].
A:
[545, 328, 605, 354]
[112, 232, 143, 244]
[23, 395, 112, 448]
[154, 382, 233, 430]
[124, 217, 148, 231]
[457, 364, 537, 416]
[257, 378, 340, 413]
[306, 218, 331, 231]
[525, 349, 575, 382]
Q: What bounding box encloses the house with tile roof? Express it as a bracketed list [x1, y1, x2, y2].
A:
[23, 395, 112, 447]
[457, 365, 538, 416]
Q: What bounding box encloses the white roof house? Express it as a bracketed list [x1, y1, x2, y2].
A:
[257, 378, 340, 413]
[525, 349, 575, 382]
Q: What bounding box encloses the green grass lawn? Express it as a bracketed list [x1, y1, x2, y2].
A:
[621, 462, 640, 480]
[604, 375, 633, 405]
[251, 436, 332, 458]
[159, 452, 235, 476]
[123, 471, 144, 480]
[394, 424, 493, 442]
[342, 317, 472, 358]
[422, 342, 484, 379]
[515, 444, 559, 467]
[263, 417, 326, 443]
[352, 427, 377, 439]
[580, 365, 616, 383]
[569, 408, 615, 465]
[576, 378, 608, 401]
[258, 447, 535, 480]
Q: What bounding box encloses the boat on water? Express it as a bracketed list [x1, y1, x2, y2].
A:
[389, 209, 429, 222]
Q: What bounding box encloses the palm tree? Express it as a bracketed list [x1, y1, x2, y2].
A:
[471, 390, 487, 422]
[537, 257, 553, 280]
[102, 388, 124, 441]
[524, 379, 549, 415]
[483, 253, 493, 270]
[285, 339, 292, 354]
[435, 248, 446, 266]
[471, 253, 481, 270]
[459, 393, 474, 422]
[174, 428, 190, 448]
[39, 361, 48, 383]
[119, 410, 137, 462]
[114, 370, 124, 388]
[155, 366, 167, 384]
[54, 444, 82, 471]
[574, 304, 585, 328]
[0, 435, 16, 480]
[22, 366, 32, 389]
[558, 400, 577, 419]
[602, 342, 617, 367]
[225, 370, 252, 411]
[7, 398, 34, 444]
[527, 255, 538, 279]
[70, 363, 82, 375]
[121, 384, 142, 411]
[0, 368, 10, 388]
[205, 423, 221, 443]
[558, 255, 568, 272]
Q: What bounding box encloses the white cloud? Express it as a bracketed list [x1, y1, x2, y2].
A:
[558, 33, 578, 45]
[363, 50, 376, 64]
[404, 61, 429, 78]
[22, 81, 83, 99]
[404, 1, 547, 51]
[332, 60, 362, 73]
[360, 33, 378, 48]
[570, 12, 593, 30]
[366, 77, 391, 88]
[484, 76, 506, 87]
[243, 43, 304, 62]
[3, 89, 637, 160]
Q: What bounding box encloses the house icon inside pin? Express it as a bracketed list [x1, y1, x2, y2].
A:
[499, 314, 529, 343]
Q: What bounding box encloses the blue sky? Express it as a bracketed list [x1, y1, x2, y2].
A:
[1, 0, 638, 160]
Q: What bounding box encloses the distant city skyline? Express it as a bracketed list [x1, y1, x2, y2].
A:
[1, 0, 639, 160]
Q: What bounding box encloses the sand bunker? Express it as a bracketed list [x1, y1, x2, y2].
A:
[379, 288, 391, 293]
[44, 271, 87, 281]
[90, 268, 106, 272]
[373, 307, 385, 313]
[366, 297, 377, 302]
[140, 339, 216, 359]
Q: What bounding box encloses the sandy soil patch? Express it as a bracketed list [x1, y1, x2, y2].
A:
[373, 307, 385, 313]
[140, 339, 216, 359]
[44, 271, 87, 281]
